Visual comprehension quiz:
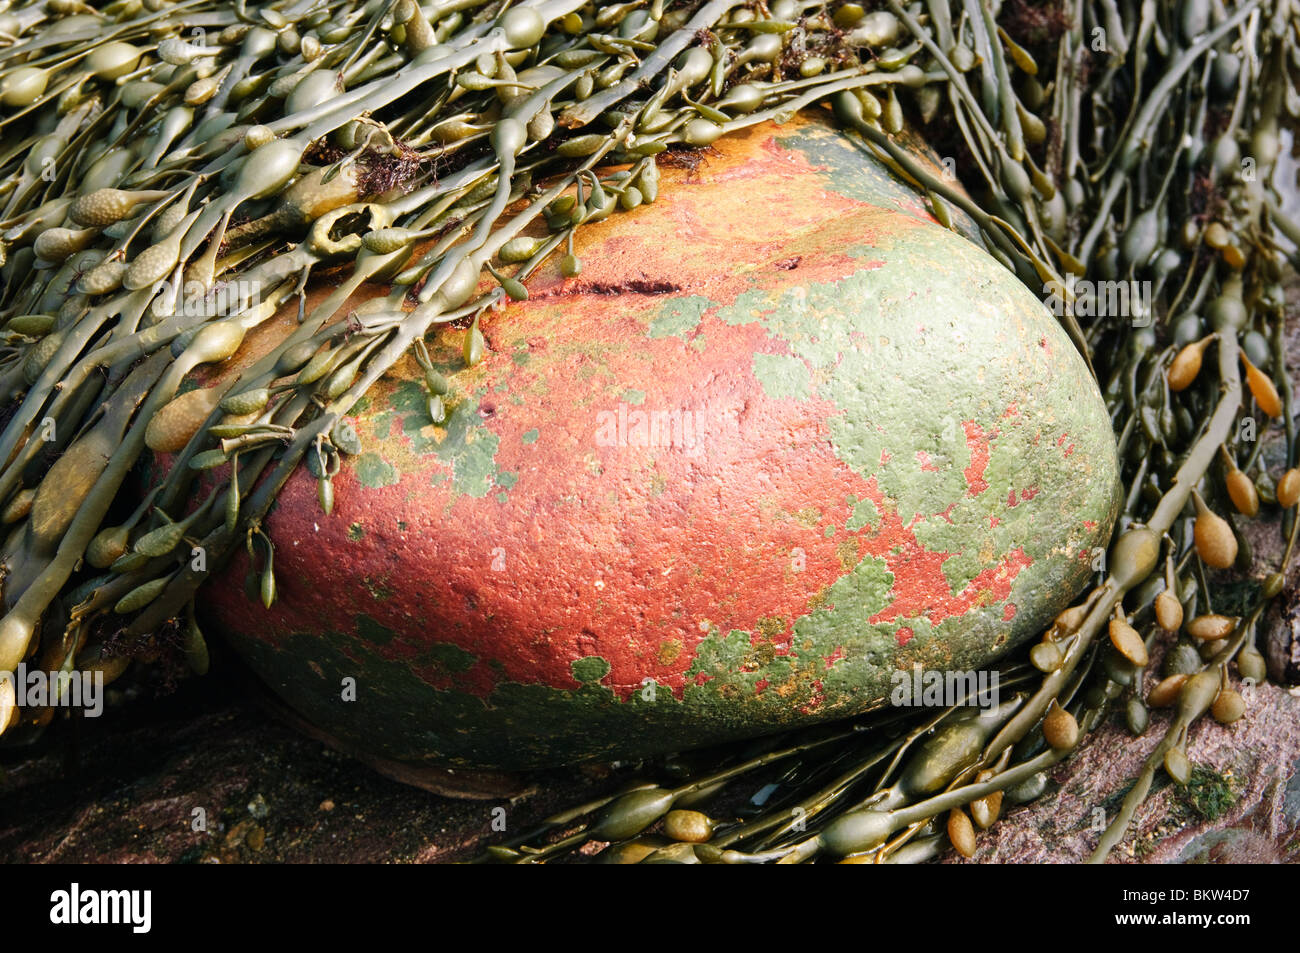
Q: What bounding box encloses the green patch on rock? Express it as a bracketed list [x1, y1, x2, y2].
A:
[846, 496, 879, 532]
[370, 411, 394, 440]
[354, 452, 399, 489]
[776, 125, 910, 206]
[791, 553, 894, 645]
[774, 124, 980, 243]
[356, 614, 397, 646]
[423, 641, 478, 674]
[388, 380, 428, 417]
[646, 295, 711, 339]
[447, 432, 500, 498]
[753, 351, 811, 401]
[571, 656, 611, 684]
[399, 395, 502, 499]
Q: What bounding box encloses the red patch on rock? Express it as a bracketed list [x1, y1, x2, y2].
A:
[962, 420, 992, 496]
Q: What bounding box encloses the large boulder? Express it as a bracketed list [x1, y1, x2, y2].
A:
[201, 111, 1120, 770]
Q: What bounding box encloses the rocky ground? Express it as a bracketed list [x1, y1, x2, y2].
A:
[0, 670, 616, 863]
[3, 620, 1298, 864]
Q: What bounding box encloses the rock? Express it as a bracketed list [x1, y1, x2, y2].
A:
[201, 112, 1120, 770]
[1264, 582, 1300, 685]
[946, 677, 1300, 864]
